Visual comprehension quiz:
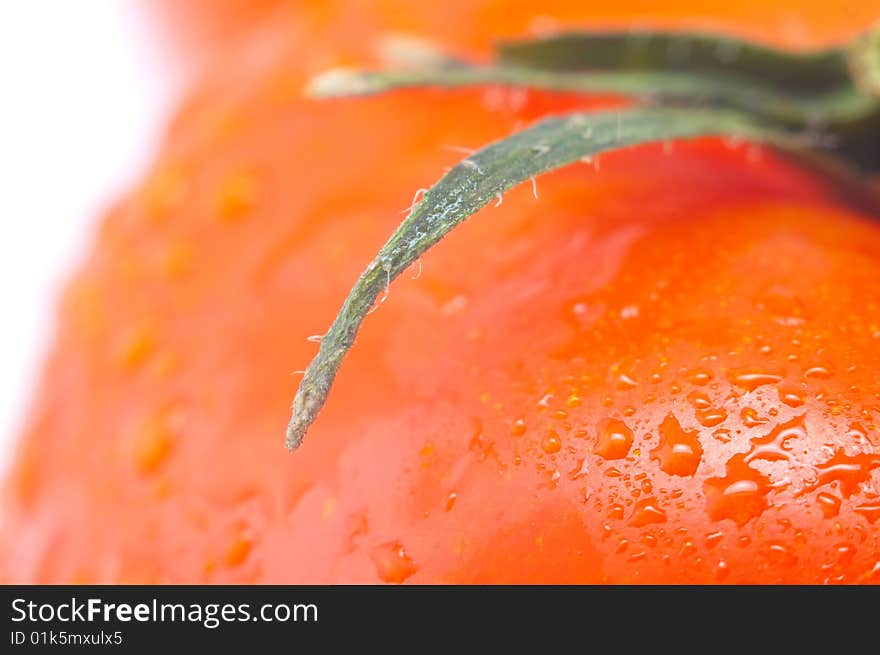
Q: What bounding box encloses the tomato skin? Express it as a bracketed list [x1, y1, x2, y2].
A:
[151, 0, 880, 61]
[3, 4, 880, 584]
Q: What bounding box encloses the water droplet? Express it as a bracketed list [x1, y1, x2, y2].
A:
[441, 294, 468, 316]
[816, 492, 842, 518]
[371, 542, 418, 583]
[687, 391, 711, 410]
[697, 407, 728, 428]
[727, 369, 784, 392]
[651, 414, 703, 476]
[620, 304, 639, 319]
[541, 430, 562, 454]
[536, 393, 554, 409]
[705, 530, 724, 549]
[804, 365, 833, 380]
[629, 497, 667, 527]
[744, 415, 805, 465]
[510, 418, 527, 437]
[608, 503, 625, 520]
[859, 561, 880, 583]
[835, 543, 857, 567]
[854, 502, 880, 523]
[741, 407, 768, 427]
[764, 542, 795, 567]
[569, 458, 589, 480]
[704, 454, 771, 525]
[778, 386, 804, 408]
[680, 539, 697, 558]
[689, 369, 713, 386]
[712, 429, 732, 443]
[714, 559, 730, 581]
[410, 256, 423, 280]
[809, 450, 880, 497]
[594, 419, 634, 460]
[444, 492, 457, 512]
[616, 373, 639, 390]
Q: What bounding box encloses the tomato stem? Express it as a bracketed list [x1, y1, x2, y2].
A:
[286, 24, 880, 451]
[285, 107, 780, 450]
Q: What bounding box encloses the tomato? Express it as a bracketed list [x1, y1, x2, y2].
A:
[2, 2, 880, 583]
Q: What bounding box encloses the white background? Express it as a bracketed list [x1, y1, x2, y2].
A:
[0, 1, 179, 475]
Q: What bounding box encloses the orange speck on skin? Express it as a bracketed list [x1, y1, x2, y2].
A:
[119, 327, 156, 370]
[162, 241, 193, 278]
[217, 171, 259, 221]
[133, 418, 174, 474]
[224, 535, 252, 567]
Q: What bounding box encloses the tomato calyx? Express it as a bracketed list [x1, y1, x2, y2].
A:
[287, 24, 880, 452]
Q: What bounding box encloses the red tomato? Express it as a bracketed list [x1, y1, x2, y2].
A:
[2, 1, 879, 583]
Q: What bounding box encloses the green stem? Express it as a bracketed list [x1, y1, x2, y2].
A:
[308, 64, 875, 131]
[496, 30, 850, 92]
[286, 106, 785, 450]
